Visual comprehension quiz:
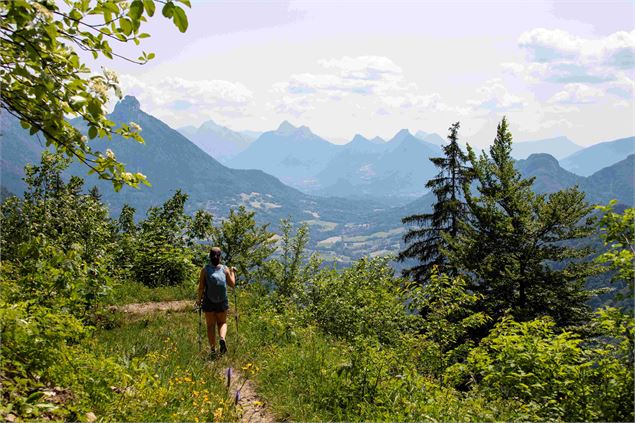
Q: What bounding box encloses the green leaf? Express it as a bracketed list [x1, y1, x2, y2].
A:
[172, 6, 188, 32]
[88, 126, 98, 139]
[87, 100, 102, 118]
[26, 391, 45, 403]
[120, 18, 133, 36]
[143, 0, 156, 16]
[129, 0, 144, 20]
[162, 2, 174, 18]
[178, 0, 192, 7]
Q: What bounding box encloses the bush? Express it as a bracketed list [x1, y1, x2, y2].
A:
[448, 311, 634, 421]
[132, 237, 195, 287]
[306, 257, 415, 343]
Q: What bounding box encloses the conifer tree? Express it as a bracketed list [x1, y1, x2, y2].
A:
[447, 117, 598, 326]
[398, 122, 471, 282]
[118, 204, 137, 235]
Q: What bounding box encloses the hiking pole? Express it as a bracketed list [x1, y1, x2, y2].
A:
[232, 267, 239, 337]
[197, 302, 202, 353]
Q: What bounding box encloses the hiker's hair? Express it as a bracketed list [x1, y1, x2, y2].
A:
[209, 247, 222, 261]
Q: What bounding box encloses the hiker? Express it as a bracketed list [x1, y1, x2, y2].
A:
[196, 247, 236, 356]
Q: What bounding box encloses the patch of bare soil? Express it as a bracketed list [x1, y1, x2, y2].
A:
[110, 300, 193, 315]
[224, 367, 277, 423]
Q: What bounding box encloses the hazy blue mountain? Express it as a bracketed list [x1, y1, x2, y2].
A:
[515, 153, 585, 194]
[583, 154, 634, 205]
[314, 129, 442, 200]
[415, 130, 446, 146]
[226, 121, 340, 190]
[177, 125, 197, 139]
[512, 136, 582, 160]
[2, 97, 384, 229]
[176, 119, 253, 162]
[0, 111, 46, 195]
[343, 134, 387, 153]
[515, 153, 633, 206]
[239, 130, 263, 142]
[560, 136, 635, 176]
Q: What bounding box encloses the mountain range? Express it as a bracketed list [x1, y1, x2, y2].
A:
[177, 120, 258, 163]
[226, 124, 442, 201]
[560, 136, 635, 176]
[1, 96, 633, 266]
[226, 121, 340, 191]
[0, 97, 380, 228]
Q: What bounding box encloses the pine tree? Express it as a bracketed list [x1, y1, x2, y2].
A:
[117, 204, 137, 235]
[398, 122, 472, 282]
[447, 117, 599, 327]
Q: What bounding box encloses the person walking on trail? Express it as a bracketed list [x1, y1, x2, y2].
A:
[196, 247, 236, 357]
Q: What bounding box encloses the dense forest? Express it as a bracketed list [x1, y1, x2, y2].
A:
[1, 1, 633, 422]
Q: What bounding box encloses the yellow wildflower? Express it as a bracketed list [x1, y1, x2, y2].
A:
[213, 407, 223, 422]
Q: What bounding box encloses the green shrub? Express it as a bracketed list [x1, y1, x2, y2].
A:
[306, 257, 415, 343]
[409, 270, 491, 377]
[448, 310, 634, 421]
[132, 236, 195, 287]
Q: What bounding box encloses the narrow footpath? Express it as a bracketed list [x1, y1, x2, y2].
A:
[114, 300, 276, 423]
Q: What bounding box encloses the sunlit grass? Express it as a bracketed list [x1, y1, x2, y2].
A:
[89, 310, 239, 422]
[108, 278, 197, 305]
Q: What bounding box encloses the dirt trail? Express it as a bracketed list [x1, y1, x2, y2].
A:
[225, 367, 277, 423]
[110, 300, 192, 314]
[113, 300, 276, 422]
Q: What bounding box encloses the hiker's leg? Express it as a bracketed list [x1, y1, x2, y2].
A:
[216, 310, 228, 340]
[204, 311, 217, 350]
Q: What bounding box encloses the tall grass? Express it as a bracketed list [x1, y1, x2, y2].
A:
[108, 278, 197, 305]
[89, 310, 238, 422]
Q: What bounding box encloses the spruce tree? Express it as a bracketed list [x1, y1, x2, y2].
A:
[447, 117, 598, 327]
[398, 122, 471, 282]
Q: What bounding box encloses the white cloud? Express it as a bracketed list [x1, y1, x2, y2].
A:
[519, 28, 635, 68]
[273, 56, 404, 99]
[381, 93, 441, 109]
[607, 74, 635, 99]
[318, 56, 402, 80]
[268, 96, 315, 117]
[548, 83, 604, 104]
[467, 79, 528, 112]
[118, 75, 254, 126]
[270, 56, 447, 117]
[510, 28, 635, 84]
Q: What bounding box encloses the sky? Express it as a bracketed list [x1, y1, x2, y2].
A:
[97, 0, 634, 147]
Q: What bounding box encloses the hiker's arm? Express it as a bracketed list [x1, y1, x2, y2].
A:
[225, 266, 236, 288]
[197, 268, 205, 304]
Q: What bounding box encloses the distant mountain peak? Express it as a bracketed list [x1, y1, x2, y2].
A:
[297, 125, 313, 137]
[114, 95, 141, 114]
[525, 153, 561, 168]
[351, 134, 370, 143]
[395, 128, 411, 138]
[200, 119, 222, 131]
[369, 136, 385, 144]
[277, 120, 297, 132]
